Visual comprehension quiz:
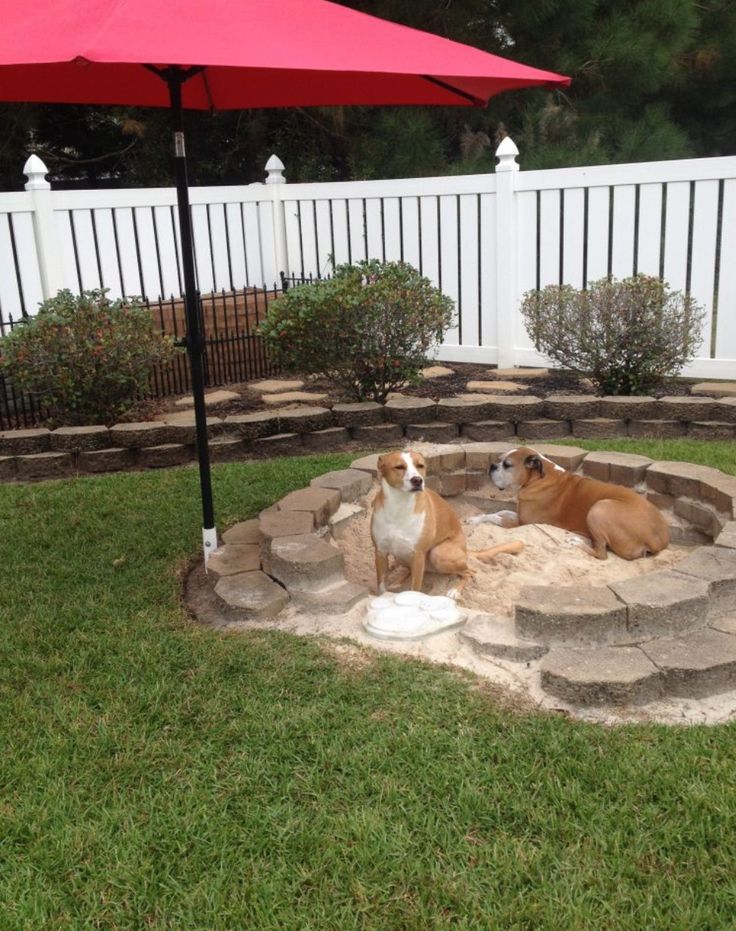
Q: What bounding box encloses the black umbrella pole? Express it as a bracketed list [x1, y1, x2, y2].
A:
[168, 74, 217, 565]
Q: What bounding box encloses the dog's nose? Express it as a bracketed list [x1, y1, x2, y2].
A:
[490, 463, 498, 472]
[410, 475, 423, 488]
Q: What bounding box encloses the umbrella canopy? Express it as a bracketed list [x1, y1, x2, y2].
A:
[0, 0, 569, 109]
[0, 0, 569, 565]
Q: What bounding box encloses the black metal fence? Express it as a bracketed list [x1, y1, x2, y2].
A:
[0, 282, 286, 431]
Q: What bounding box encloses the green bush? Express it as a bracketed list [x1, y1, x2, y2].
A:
[260, 260, 455, 402]
[0, 289, 180, 425]
[520, 275, 706, 395]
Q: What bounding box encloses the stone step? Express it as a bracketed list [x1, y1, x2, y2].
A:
[640, 628, 736, 698]
[214, 570, 289, 621]
[540, 626, 736, 706]
[515, 585, 629, 646]
[540, 645, 662, 706]
[460, 614, 548, 662]
[293, 580, 370, 614]
[266, 533, 345, 592]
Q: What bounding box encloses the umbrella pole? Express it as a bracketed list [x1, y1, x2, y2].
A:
[166, 70, 218, 567]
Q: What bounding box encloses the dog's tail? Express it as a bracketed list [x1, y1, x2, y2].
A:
[470, 540, 524, 562]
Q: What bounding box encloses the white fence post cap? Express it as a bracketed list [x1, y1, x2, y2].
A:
[265, 154, 286, 184]
[495, 137, 519, 173]
[23, 154, 51, 190]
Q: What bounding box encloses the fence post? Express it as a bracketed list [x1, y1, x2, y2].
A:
[265, 154, 289, 281]
[23, 154, 65, 301]
[494, 137, 520, 370]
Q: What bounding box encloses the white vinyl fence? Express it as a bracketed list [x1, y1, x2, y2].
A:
[2, 141, 735, 378]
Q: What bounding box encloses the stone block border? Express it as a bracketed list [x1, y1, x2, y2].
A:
[2, 392, 736, 482]
[188, 440, 736, 713]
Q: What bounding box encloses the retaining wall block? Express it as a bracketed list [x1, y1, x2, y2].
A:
[350, 423, 404, 444]
[598, 396, 659, 420]
[50, 425, 110, 452]
[459, 421, 515, 441]
[628, 420, 686, 439]
[15, 450, 73, 481]
[332, 401, 384, 427]
[405, 422, 459, 444]
[302, 427, 351, 451]
[223, 411, 279, 440]
[0, 428, 50, 455]
[572, 418, 626, 439]
[657, 396, 719, 422]
[517, 419, 571, 440]
[77, 447, 135, 473]
[384, 397, 437, 424]
[469, 396, 545, 422]
[544, 396, 600, 420]
[251, 433, 304, 456]
[138, 443, 193, 469]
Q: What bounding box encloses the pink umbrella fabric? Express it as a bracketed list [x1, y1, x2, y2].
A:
[0, 0, 569, 108]
[0, 0, 569, 562]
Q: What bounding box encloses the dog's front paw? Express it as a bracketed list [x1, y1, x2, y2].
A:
[565, 533, 590, 549]
[465, 514, 491, 526]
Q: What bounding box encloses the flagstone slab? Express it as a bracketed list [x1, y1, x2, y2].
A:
[263, 392, 330, 406]
[248, 379, 305, 394]
[691, 382, 736, 398]
[465, 381, 525, 394]
[173, 389, 240, 408]
[421, 365, 455, 379]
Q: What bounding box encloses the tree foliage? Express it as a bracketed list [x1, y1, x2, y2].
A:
[0, 0, 734, 191]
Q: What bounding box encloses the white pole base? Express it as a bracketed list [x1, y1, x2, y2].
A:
[202, 526, 219, 570]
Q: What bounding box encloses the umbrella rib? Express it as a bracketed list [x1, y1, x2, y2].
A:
[421, 75, 484, 107]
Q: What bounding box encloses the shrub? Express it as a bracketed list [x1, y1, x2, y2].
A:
[520, 275, 706, 395]
[0, 289, 180, 425]
[260, 260, 455, 402]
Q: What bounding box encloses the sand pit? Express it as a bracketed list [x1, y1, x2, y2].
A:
[339, 486, 687, 616]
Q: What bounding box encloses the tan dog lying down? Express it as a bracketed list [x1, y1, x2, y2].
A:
[371, 450, 523, 599]
[469, 445, 669, 560]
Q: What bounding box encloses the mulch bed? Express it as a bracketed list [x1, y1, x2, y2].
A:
[170, 362, 693, 420]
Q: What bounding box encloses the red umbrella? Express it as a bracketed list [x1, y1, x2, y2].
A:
[0, 0, 570, 563]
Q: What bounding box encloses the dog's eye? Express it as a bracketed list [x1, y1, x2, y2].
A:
[395, 464, 406, 471]
[503, 460, 512, 468]
[417, 463, 425, 470]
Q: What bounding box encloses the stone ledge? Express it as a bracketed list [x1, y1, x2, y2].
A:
[540, 645, 663, 706]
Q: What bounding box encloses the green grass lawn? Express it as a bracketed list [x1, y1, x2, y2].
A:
[2, 442, 736, 930]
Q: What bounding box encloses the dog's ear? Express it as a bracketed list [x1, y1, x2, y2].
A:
[377, 454, 385, 470]
[524, 454, 543, 475]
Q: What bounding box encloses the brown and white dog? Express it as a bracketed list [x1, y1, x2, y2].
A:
[371, 450, 523, 599]
[469, 446, 669, 560]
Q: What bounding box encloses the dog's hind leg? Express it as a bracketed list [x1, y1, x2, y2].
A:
[470, 540, 525, 561]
